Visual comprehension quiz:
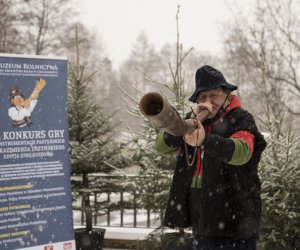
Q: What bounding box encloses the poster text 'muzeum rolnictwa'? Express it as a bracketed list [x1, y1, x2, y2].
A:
[0, 63, 58, 71]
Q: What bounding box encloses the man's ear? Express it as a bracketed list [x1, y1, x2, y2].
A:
[10, 99, 14, 105]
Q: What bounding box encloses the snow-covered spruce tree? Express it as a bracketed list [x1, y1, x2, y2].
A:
[68, 30, 123, 232]
[121, 7, 196, 249]
[121, 110, 176, 217]
[124, 63, 191, 248]
[259, 112, 300, 249]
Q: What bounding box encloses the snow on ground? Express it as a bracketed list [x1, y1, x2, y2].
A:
[103, 226, 154, 240]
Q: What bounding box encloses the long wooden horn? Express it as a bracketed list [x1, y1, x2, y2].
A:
[139, 92, 209, 136]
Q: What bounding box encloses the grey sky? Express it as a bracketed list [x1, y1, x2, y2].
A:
[79, 0, 239, 66]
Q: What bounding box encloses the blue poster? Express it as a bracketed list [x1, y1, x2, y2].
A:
[0, 54, 75, 250]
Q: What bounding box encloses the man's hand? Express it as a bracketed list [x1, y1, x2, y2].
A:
[22, 99, 30, 108]
[194, 102, 213, 115]
[184, 120, 205, 147]
[190, 102, 213, 122]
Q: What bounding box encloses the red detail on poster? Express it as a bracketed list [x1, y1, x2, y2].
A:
[63, 242, 72, 249]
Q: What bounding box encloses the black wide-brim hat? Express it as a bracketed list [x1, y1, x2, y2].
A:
[189, 65, 237, 102]
[9, 85, 23, 99]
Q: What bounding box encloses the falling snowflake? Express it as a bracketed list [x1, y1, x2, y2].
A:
[176, 203, 182, 211]
[218, 221, 225, 230]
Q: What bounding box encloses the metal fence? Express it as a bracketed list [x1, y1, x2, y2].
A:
[72, 174, 164, 229]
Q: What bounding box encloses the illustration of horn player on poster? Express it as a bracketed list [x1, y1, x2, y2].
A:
[0, 54, 75, 250]
[8, 78, 46, 128]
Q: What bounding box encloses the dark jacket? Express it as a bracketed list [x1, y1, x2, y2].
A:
[161, 97, 267, 240]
